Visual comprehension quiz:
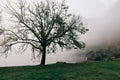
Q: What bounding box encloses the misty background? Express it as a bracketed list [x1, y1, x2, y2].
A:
[0, 0, 120, 67]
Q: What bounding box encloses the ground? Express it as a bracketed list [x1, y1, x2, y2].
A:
[0, 61, 120, 80]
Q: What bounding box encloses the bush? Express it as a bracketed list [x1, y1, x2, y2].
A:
[86, 41, 120, 61]
[86, 51, 104, 61]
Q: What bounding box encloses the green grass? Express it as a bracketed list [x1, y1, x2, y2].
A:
[0, 61, 120, 80]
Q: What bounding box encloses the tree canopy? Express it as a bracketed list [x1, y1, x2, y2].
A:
[0, 0, 88, 65]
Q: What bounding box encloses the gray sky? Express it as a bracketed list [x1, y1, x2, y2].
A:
[0, 0, 120, 67]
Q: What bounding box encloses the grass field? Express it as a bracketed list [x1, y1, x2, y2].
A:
[0, 61, 120, 80]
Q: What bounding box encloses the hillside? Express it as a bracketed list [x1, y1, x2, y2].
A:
[0, 61, 120, 80]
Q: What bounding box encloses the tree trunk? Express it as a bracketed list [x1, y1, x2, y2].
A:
[41, 46, 46, 66]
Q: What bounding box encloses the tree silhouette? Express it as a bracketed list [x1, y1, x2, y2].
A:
[0, 0, 88, 65]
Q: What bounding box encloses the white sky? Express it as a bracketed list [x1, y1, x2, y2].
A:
[67, 0, 118, 18]
[0, 0, 119, 67]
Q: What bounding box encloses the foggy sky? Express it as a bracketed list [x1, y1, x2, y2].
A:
[0, 0, 120, 67]
[84, 0, 120, 47]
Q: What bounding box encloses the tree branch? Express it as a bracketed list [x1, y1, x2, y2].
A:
[5, 29, 40, 43]
[6, 41, 40, 49]
[21, 21, 42, 44]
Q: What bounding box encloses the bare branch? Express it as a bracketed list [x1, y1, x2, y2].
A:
[6, 41, 40, 49]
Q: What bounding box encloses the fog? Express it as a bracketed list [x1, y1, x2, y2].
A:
[0, 0, 120, 67]
[84, 1, 120, 47]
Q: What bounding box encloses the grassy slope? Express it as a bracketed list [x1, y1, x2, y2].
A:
[0, 61, 120, 80]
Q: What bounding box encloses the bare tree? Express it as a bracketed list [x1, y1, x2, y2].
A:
[0, 0, 88, 65]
